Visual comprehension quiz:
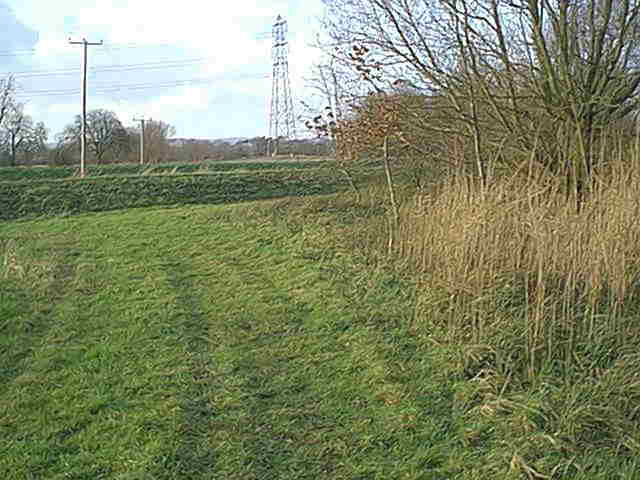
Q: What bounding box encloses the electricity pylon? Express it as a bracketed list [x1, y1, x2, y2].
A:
[268, 14, 296, 156]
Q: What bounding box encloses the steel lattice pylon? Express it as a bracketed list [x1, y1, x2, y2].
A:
[268, 14, 296, 148]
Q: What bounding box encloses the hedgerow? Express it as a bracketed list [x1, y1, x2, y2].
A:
[0, 171, 350, 221]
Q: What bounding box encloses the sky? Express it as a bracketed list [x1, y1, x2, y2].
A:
[0, 0, 326, 141]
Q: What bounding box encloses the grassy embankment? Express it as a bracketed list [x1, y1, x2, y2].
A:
[0, 157, 333, 182]
[0, 159, 379, 222]
[1, 159, 639, 478]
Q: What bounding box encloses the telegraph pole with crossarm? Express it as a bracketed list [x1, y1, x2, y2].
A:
[69, 37, 103, 177]
[133, 117, 150, 165]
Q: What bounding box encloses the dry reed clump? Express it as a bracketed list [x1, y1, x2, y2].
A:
[396, 155, 640, 455]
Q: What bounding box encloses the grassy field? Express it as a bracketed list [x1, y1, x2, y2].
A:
[0, 158, 335, 183]
[0, 195, 467, 479]
[2, 172, 639, 478]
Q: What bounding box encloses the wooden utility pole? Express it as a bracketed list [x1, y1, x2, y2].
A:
[133, 117, 148, 165]
[69, 38, 102, 178]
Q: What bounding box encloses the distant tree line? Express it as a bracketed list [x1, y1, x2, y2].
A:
[0, 74, 332, 168]
[49, 110, 177, 166]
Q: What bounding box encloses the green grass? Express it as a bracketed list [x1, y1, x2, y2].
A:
[0, 158, 335, 182]
[0, 197, 461, 479]
[2, 188, 638, 479]
[0, 169, 362, 221]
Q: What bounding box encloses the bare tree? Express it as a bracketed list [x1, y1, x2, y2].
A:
[0, 103, 48, 166]
[0, 75, 14, 130]
[321, 0, 640, 202]
[176, 140, 214, 163]
[304, 57, 351, 154]
[141, 119, 176, 164]
[59, 109, 129, 164]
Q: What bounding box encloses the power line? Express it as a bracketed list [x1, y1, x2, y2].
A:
[100, 41, 177, 51]
[16, 74, 269, 93]
[0, 48, 38, 57]
[0, 35, 271, 58]
[0, 42, 174, 58]
[13, 74, 270, 98]
[4, 57, 219, 78]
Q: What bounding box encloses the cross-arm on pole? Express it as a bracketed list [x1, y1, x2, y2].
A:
[68, 38, 103, 178]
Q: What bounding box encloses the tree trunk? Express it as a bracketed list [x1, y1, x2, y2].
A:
[340, 166, 361, 203]
[10, 134, 16, 167]
[383, 136, 400, 254]
[576, 117, 594, 213]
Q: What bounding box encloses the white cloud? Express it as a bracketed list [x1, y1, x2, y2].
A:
[74, 1, 284, 71]
[149, 86, 212, 114]
[48, 102, 82, 116]
[21, 102, 37, 117]
[33, 31, 74, 60]
[88, 85, 213, 131]
[5, 0, 326, 139]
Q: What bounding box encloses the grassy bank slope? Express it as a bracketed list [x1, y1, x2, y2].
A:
[0, 158, 334, 182]
[0, 170, 355, 221]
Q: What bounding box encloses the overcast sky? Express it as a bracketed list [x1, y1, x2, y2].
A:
[0, 0, 325, 141]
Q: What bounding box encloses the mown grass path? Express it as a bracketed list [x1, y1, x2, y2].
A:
[1, 202, 458, 479]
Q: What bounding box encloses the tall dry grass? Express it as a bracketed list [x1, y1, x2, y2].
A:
[393, 137, 640, 456]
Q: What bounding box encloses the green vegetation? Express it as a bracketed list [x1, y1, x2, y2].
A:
[2, 170, 639, 477]
[0, 167, 361, 221]
[0, 159, 333, 183]
[2, 5, 637, 477]
[1, 195, 458, 479]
